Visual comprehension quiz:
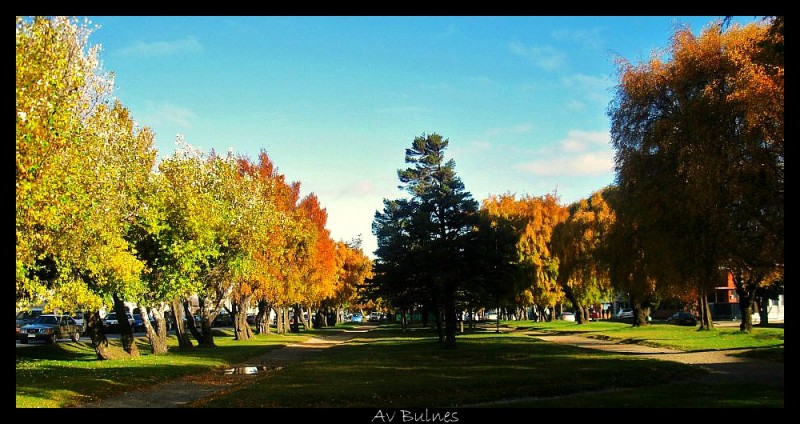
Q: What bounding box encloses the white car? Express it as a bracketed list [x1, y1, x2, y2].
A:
[616, 310, 634, 320]
[559, 312, 576, 322]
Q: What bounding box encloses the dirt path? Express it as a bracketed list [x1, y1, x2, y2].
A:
[76, 327, 372, 408]
[523, 329, 784, 385]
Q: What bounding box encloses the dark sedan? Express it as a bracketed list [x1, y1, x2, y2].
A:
[666, 311, 698, 326]
[18, 314, 82, 344]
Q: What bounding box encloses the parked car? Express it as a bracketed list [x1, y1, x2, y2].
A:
[350, 313, 364, 323]
[70, 312, 86, 333]
[559, 311, 576, 322]
[666, 311, 698, 326]
[615, 310, 634, 320]
[16, 308, 43, 328]
[368, 312, 386, 323]
[18, 314, 82, 344]
[132, 313, 155, 332]
[485, 311, 499, 321]
[214, 312, 234, 327]
[102, 312, 135, 333]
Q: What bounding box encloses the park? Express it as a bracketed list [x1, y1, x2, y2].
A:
[16, 16, 783, 409]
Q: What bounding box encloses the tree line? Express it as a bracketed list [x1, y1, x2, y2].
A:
[16, 16, 373, 360]
[368, 17, 783, 347]
[17, 16, 782, 357]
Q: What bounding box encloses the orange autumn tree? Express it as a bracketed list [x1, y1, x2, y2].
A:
[236, 150, 305, 336]
[296, 193, 338, 330]
[480, 193, 568, 321]
[319, 237, 374, 326]
[551, 189, 615, 324]
[610, 18, 784, 331]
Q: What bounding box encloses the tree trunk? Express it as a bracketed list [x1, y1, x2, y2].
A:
[275, 306, 289, 334]
[697, 291, 714, 330]
[232, 296, 253, 341]
[444, 296, 457, 348]
[632, 305, 649, 327]
[629, 295, 650, 327]
[290, 304, 301, 333]
[434, 306, 444, 343]
[112, 294, 139, 357]
[562, 286, 587, 324]
[400, 308, 408, 332]
[737, 287, 755, 333]
[421, 304, 429, 328]
[233, 306, 252, 340]
[183, 301, 203, 347]
[273, 306, 282, 334]
[171, 299, 193, 349]
[756, 296, 770, 327]
[86, 310, 113, 360]
[255, 300, 271, 335]
[275, 306, 284, 334]
[312, 308, 321, 328]
[139, 304, 168, 355]
[299, 305, 311, 330]
[327, 307, 337, 326]
[196, 297, 219, 347]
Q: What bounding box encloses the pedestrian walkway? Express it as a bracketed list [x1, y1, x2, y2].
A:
[77, 327, 371, 408]
[521, 328, 784, 386]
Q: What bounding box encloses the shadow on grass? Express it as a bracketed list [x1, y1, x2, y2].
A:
[197, 330, 703, 408]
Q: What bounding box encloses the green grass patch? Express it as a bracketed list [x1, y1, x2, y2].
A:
[505, 320, 784, 353]
[16, 329, 316, 408]
[198, 328, 700, 408]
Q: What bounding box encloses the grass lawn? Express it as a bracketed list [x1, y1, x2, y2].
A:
[15, 329, 315, 408]
[505, 320, 784, 353]
[196, 327, 703, 408]
[17, 322, 784, 408]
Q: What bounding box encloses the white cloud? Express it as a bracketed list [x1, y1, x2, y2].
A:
[141, 102, 197, 128]
[551, 28, 605, 50]
[468, 141, 491, 152]
[463, 75, 494, 85]
[113, 36, 203, 58]
[376, 105, 428, 114]
[336, 179, 380, 199]
[516, 130, 613, 177]
[565, 99, 585, 110]
[517, 153, 613, 177]
[486, 123, 533, 137]
[439, 23, 459, 38]
[561, 73, 613, 104]
[450, 140, 492, 159]
[509, 41, 566, 71]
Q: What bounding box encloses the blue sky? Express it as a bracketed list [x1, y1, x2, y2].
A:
[85, 16, 762, 257]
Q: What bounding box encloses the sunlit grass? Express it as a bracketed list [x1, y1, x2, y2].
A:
[504, 320, 784, 352]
